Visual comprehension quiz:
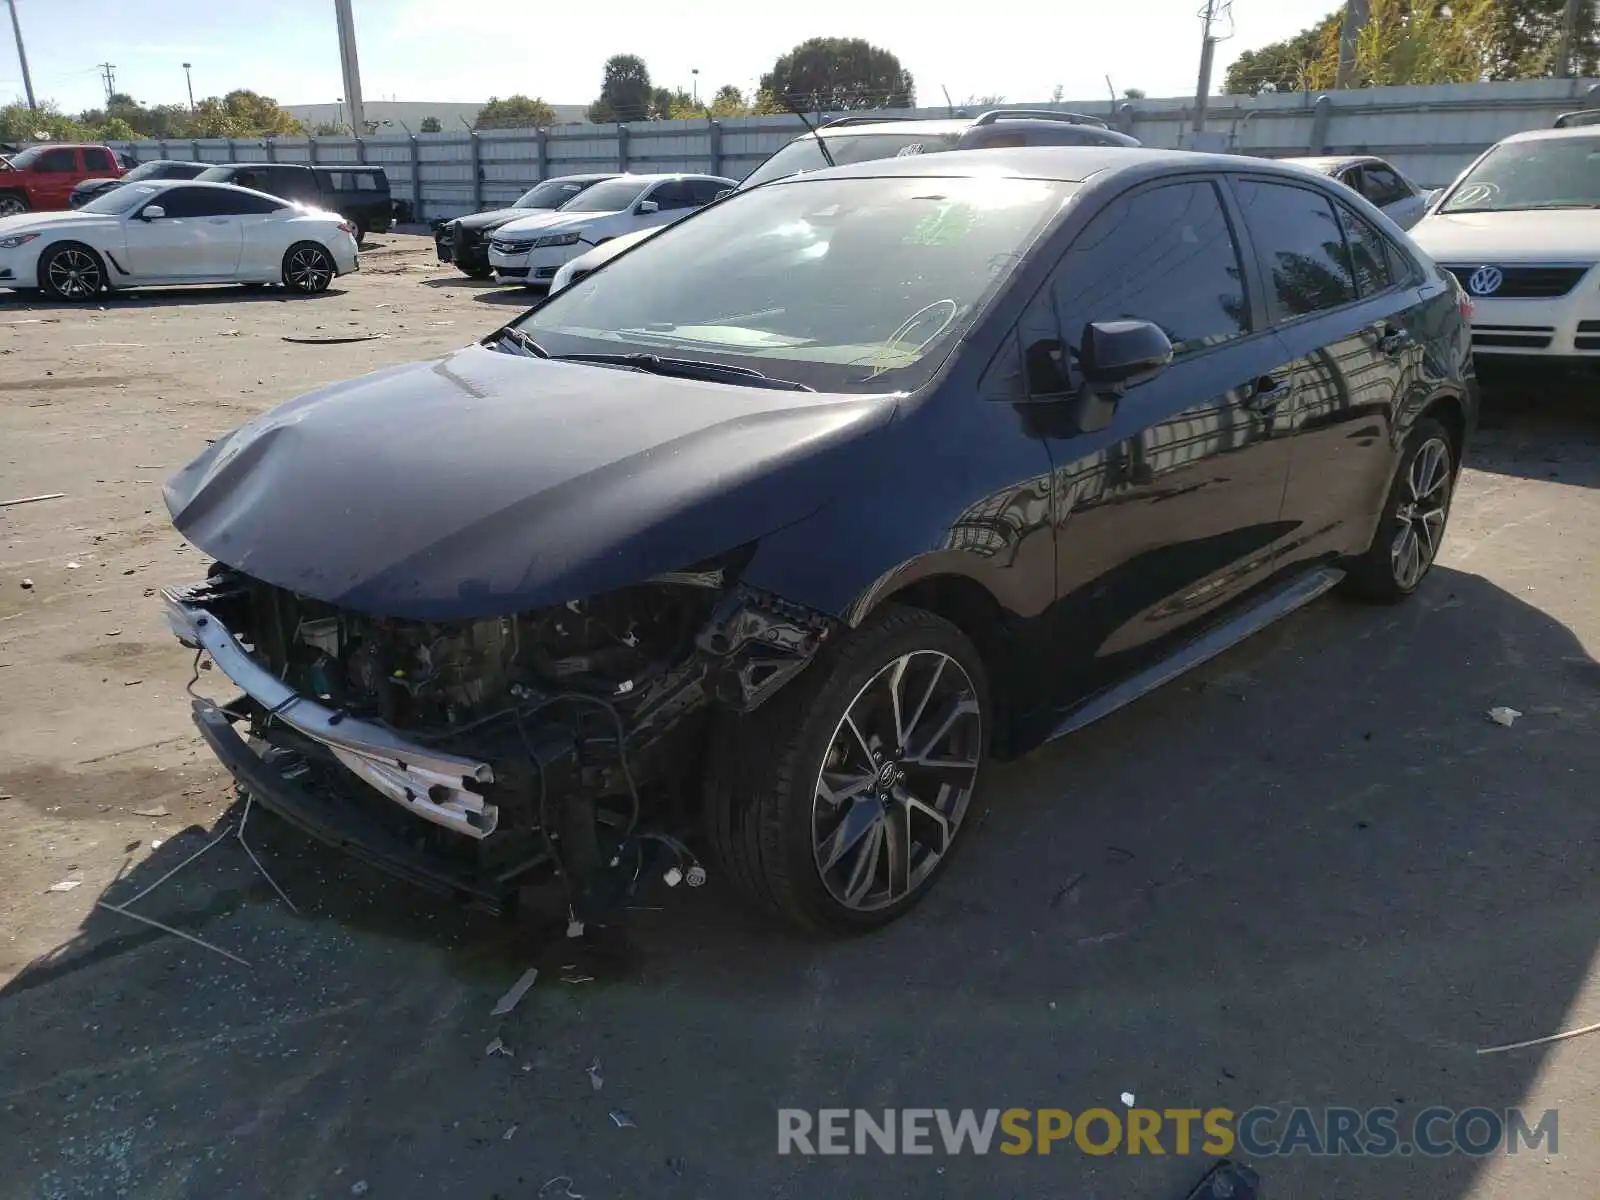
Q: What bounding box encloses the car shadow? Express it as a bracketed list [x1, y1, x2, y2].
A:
[3, 285, 350, 312]
[471, 287, 546, 308]
[419, 274, 502, 290]
[1, 567, 1594, 1199]
[1473, 380, 1600, 488]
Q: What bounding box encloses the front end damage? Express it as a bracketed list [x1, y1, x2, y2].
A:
[166, 558, 836, 917]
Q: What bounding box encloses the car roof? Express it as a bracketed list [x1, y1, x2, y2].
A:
[600, 172, 738, 183]
[1281, 155, 1381, 171]
[543, 172, 621, 182]
[1498, 125, 1600, 145]
[771, 145, 1315, 185]
[818, 118, 973, 138]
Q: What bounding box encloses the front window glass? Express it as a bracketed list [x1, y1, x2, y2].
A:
[1441, 136, 1600, 212]
[740, 131, 963, 190]
[556, 178, 652, 213]
[195, 166, 236, 184]
[517, 174, 1073, 393]
[517, 179, 599, 209]
[81, 183, 159, 214]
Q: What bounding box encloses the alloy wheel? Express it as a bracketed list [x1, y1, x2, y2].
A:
[286, 247, 333, 292]
[0, 196, 26, 218]
[1391, 436, 1452, 590]
[46, 248, 102, 299]
[811, 650, 983, 912]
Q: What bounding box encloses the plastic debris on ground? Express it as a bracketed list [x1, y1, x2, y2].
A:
[350, 1183, 369, 1197]
[490, 967, 539, 1016]
[586, 1058, 604, 1091]
[1487, 706, 1522, 727]
[47, 879, 82, 893]
[1182, 1160, 1260, 1199]
[485, 1037, 513, 1058]
[503, 1124, 519, 1140]
[131, 805, 170, 818]
[1120, 1092, 1136, 1107]
[608, 1109, 636, 1129]
[539, 1177, 584, 1199]
[0, 492, 66, 508]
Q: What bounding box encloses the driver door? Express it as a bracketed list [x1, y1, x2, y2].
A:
[122, 186, 244, 279]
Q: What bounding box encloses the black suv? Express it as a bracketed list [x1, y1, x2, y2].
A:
[194, 163, 392, 239]
[162, 147, 1474, 936]
[434, 174, 619, 278]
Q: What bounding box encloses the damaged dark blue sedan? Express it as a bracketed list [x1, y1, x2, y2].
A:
[163, 147, 1476, 933]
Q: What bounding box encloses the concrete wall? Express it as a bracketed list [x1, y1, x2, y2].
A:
[110, 78, 1600, 222]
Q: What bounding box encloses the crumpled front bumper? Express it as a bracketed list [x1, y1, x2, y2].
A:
[163, 587, 499, 840]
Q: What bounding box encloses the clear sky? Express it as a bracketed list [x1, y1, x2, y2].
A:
[3, 0, 1337, 114]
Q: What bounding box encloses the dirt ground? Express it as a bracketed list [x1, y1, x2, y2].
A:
[2, 234, 1599, 1200]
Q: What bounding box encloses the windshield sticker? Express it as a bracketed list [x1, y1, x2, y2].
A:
[903, 202, 979, 246]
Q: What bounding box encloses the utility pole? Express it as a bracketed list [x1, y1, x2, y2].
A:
[1192, 0, 1219, 133]
[333, 0, 366, 136]
[1336, 0, 1370, 89]
[1555, 0, 1582, 77]
[182, 61, 195, 111]
[5, 0, 34, 110]
[98, 61, 116, 104]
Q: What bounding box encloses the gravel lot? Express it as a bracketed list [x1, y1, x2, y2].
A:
[2, 234, 1599, 1200]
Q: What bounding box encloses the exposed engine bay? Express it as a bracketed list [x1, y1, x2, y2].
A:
[168, 558, 836, 921]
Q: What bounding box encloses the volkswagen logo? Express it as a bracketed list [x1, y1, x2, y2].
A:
[1467, 265, 1504, 296]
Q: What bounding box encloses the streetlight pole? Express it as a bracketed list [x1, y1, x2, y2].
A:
[691, 67, 699, 104]
[182, 61, 195, 111]
[7, 0, 36, 111]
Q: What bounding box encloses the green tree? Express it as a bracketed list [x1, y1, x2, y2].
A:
[1485, 0, 1600, 77]
[709, 84, 750, 117]
[1224, 12, 1342, 93]
[473, 95, 557, 129]
[308, 121, 346, 136]
[588, 54, 653, 123]
[1123, 87, 1147, 99]
[420, 114, 443, 132]
[88, 116, 140, 141]
[759, 37, 914, 111]
[0, 101, 85, 142]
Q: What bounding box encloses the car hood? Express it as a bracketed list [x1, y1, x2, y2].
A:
[451, 207, 542, 233]
[0, 210, 103, 236]
[71, 176, 120, 191]
[165, 343, 899, 620]
[1410, 209, 1600, 262]
[494, 210, 619, 238]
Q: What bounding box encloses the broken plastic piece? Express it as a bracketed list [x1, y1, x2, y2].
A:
[485, 1037, 513, 1057]
[350, 1183, 369, 1197]
[587, 1058, 604, 1091]
[566, 917, 585, 938]
[685, 864, 707, 887]
[503, 1124, 519, 1140]
[1487, 706, 1522, 727]
[47, 879, 82, 893]
[1182, 1160, 1260, 1200]
[1120, 1091, 1136, 1107]
[663, 866, 683, 888]
[539, 1177, 584, 1200]
[490, 968, 539, 1017]
[609, 1109, 637, 1129]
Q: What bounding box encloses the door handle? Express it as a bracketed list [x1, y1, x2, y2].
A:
[1245, 377, 1293, 415]
[1377, 326, 1413, 355]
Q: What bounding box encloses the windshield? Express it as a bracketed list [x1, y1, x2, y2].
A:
[1442, 136, 1600, 212]
[515, 174, 1072, 393]
[80, 183, 160, 215]
[557, 178, 651, 213]
[195, 166, 236, 183]
[121, 161, 175, 182]
[740, 130, 963, 190]
[514, 178, 602, 209]
[4, 146, 52, 170]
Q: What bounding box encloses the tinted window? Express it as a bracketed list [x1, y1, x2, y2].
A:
[1361, 164, 1411, 206]
[150, 187, 213, 218]
[685, 179, 727, 206]
[267, 167, 317, 197]
[1234, 179, 1357, 319]
[1334, 203, 1396, 297]
[36, 148, 77, 172]
[1053, 180, 1249, 359]
[517, 178, 598, 209]
[83, 147, 114, 171]
[648, 181, 696, 210]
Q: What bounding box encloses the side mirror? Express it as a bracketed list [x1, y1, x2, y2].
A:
[1079, 319, 1173, 391]
[713, 188, 734, 200]
[140, 205, 166, 221]
[637, 199, 660, 214]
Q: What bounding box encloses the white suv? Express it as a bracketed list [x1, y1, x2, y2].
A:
[1410, 125, 1600, 369]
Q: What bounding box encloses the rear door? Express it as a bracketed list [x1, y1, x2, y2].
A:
[121, 186, 242, 278]
[29, 146, 80, 208]
[1359, 162, 1425, 229]
[1027, 175, 1300, 699]
[1227, 176, 1419, 571]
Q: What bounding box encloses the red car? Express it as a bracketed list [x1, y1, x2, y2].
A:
[0, 144, 124, 216]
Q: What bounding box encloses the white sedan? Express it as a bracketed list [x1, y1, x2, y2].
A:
[488, 173, 736, 286]
[0, 179, 359, 301]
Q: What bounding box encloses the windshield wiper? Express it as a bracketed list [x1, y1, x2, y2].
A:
[490, 326, 549, 358]
[550, 352, 815, 391]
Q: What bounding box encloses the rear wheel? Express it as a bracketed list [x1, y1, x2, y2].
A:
[0, 192, 27, 217]
[38, 242, 105, 301]
[705, 606, 989, 933]
[282, 242, 336, 294]
[1343, 416, 1456, 603]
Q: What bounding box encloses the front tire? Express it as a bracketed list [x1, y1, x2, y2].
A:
[1343, 416, 1456, 603]
[282, 242, 336, 294]
[38, 242, 106, 301]
[705, 606, 990, 934]
[0, 192, 27, 218]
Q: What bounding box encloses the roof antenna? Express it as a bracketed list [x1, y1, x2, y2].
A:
[941, 84, 955, 117]
[783, 97, 835, 168]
